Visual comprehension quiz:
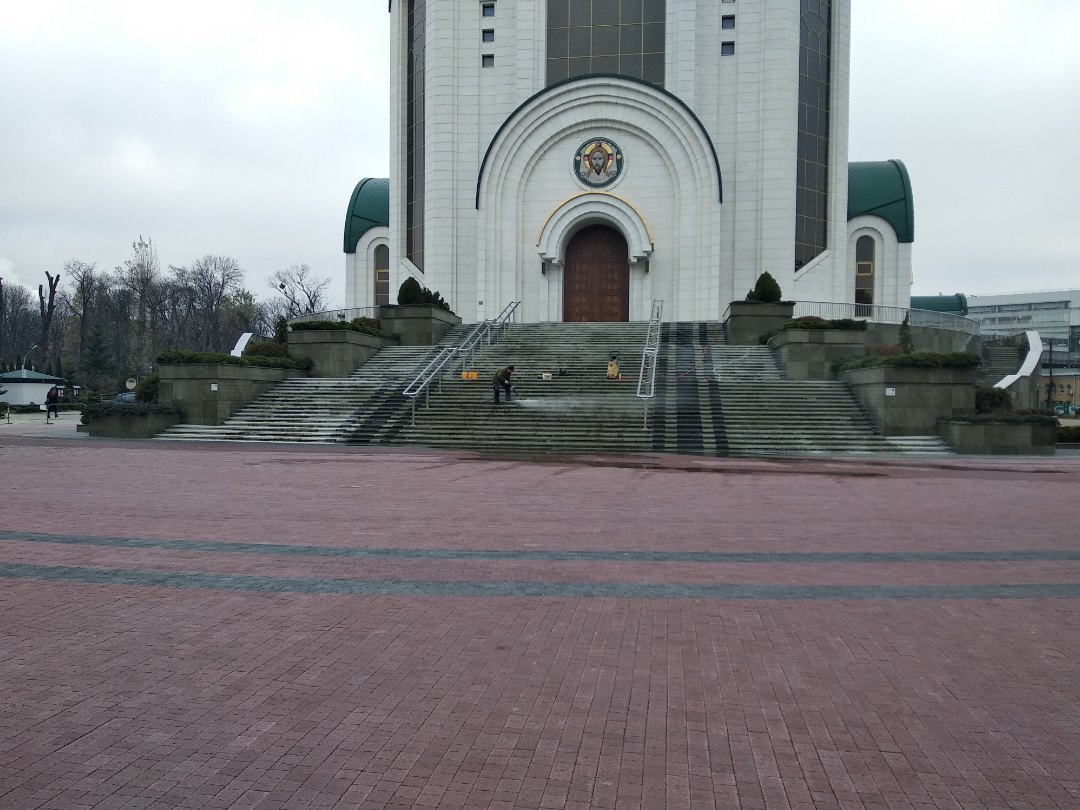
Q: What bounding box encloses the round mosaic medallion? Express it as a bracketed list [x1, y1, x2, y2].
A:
[574, 138, 623, 188]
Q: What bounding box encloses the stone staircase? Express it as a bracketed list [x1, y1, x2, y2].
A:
[156, 329, 469, 443]
[648, 322, 952, 455]
[977, 345, 1024, 387]
[365, 322, 654, 454]
[155, 320, 954, 456]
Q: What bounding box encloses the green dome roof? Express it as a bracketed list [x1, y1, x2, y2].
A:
[910, 294, 968, 315]
[847, 160, 914, 243]
[343, 177, 389, 253]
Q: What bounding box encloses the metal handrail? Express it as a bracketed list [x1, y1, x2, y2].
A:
[453, 301, 521, 374]
[636, 300, 664, 429]
[720, 300, 981, 336]
[402, 301, 521, 425]
[288, 306, 381, 325]
[402, 347, 460, 424]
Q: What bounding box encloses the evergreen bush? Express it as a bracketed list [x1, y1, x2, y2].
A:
[244, 340, 290, 358]
[899, 313, 915, 354]
[397, 278, 452, 312]
[975, 386, 1012, 414]
[135, 373, 159, 403]
[1058, 425, 1080, 443]
[81, 401, 180, 424]
[834, 352, 981, 373]
[745, 271, 782, 303]
[156, 350, 312, 371]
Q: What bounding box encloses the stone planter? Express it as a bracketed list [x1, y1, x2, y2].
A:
[158, 363, 305, 426]
[88, 411, 181, 439]
[771, 328, 867, 380]
[725, 301, 794, 346]
[287, 329, 392, 377]
[843, 365, 976, 436]
[938, 420, 1057, 455]
[378, 305, 462, 346]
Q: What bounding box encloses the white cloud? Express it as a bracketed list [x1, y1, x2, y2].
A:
[0, 258, 25, 289]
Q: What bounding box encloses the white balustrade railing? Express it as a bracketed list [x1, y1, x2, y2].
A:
[635, 300, 664, 429]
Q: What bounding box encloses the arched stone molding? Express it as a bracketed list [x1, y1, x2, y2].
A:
[536, 193, 654, 265]
[476, 75, 722, 210]
[345, 226, 389, 309]
[475, 75, 724, 322]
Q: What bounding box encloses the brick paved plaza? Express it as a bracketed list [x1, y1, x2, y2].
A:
[1, 431, 1079, 809]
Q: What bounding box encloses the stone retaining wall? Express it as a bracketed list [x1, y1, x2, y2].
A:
[159, 364, 305, 426]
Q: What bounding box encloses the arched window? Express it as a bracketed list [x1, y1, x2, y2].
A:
[854, 235, 874, 315]
[374, 244, 390, 306]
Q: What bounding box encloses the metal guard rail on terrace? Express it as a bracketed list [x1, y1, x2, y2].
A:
[635, 300, 664, 429]
[288, 306, 381, 325]
[792, 301, 981, 335]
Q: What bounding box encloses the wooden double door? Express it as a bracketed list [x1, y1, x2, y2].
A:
[563, 225, 629, 322]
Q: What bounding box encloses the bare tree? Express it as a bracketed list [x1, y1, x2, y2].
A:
[191, 255, 244, 350]
[118, 236, 161, 374]
[38, 270, 61, 358]
[269, 264, 330, 319]
[1, 283, 36, 367]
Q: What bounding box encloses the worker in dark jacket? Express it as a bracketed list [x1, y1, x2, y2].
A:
[492, 365, 515, 403]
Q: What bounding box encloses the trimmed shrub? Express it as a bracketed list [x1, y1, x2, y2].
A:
[397, 277, 452, 312]
[81, 401, 181, 424]
[1058, 426, 1080, 443]
[975, 386, 1012, 415]
[943, 413, 1058, 426]
[156, 350, 313, 371]
[834, 352, 982, 373]
[760, 317, 868, 344]
[899, 312, 915, 354]
[135, 373, 159, 403]
[746, 271, 782, 303]
[244, 340, 290, 358]
[274, 316, 289, 343]
[289, 317, 385, 338]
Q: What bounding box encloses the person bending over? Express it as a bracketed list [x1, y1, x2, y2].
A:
[492, 365, 514, 404]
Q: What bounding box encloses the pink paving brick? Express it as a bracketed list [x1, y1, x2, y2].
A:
[1, 437, 1080, 808]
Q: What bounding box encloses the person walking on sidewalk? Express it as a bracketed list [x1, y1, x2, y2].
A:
[492, 365, 515, 404]
[45, 386, 60, 422]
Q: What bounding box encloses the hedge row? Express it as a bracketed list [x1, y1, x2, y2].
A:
[835, 352, 981, 372]
[941, 413, 1059, 426]
[290, 317, 385, 338]
[81, 401, 181, 423]
[761, 317, 867, 344]
[156, 350, 313, 371]
[1059, 426, 1080, 443]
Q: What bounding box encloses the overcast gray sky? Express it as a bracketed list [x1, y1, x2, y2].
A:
[1, 1, 1078, 306]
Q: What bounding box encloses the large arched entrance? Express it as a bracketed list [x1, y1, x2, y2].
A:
[563, 225, 629, 322]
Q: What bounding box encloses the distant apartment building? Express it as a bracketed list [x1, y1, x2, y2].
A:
[966, 290, 1080, 352]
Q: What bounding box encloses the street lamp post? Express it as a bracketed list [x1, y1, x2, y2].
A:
[22, 344, 39, 371]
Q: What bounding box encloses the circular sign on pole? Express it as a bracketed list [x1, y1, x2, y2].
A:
[125, 377, 137, 391]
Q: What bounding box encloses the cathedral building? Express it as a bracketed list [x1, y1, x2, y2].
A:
[345, 0, 913, 323]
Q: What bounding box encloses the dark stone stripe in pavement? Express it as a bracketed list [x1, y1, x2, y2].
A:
[2, 562, 1080, 600]
[3, 530, 1080, 564]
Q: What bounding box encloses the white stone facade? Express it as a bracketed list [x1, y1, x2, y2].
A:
[345, 0, 911, 322]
